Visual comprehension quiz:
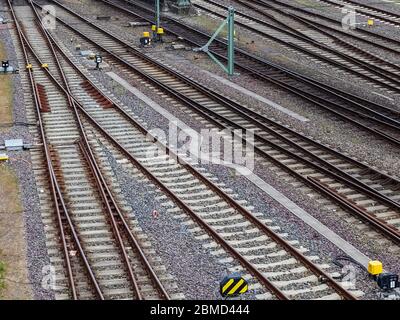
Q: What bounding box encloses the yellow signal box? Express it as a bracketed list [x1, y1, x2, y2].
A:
[368, 260, 383, 276]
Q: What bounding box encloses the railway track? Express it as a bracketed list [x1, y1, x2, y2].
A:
[9, 0, 176, 300]
[194, 0, 400, 93]
[36, 0, 400, 244]
[243, 0, 400, 51]
[10, 0, 366, 300]
[71, 0, 400, 148]
[314, 0, 400, 27]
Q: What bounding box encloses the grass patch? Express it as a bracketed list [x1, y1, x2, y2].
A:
[0, 40, 13, 128]
[0, 260, 5, 297]
[0, 165, 22, 214]
[0, 164, 29, 300]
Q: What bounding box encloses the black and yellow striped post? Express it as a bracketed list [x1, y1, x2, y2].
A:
[220, 274, 248, 297]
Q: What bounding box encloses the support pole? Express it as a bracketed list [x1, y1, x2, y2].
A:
[194, 7, 235, 76]
[155, 0, 160, 33]
[227, 7, 235, 76]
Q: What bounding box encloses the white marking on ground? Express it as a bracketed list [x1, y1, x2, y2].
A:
[106, 71, 371, 268]
[372, 91, 395, 101]
[201, 69, 310, 122]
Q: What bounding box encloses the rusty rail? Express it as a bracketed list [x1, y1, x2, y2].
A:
[7, 0, 104, 300]
[11, 0, 170, 299]
[28, 0, 359, 299]
[34, 0, 400, 247]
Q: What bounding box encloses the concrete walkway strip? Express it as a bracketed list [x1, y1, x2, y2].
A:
[106, 71, 370, 267]
[243, 172, 371, 267]
[201, 69, 310, 122]
[106, 72, 192, 131]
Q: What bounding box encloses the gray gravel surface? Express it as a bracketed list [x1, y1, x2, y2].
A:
[274, 0, 400, 49]
[101, 145, 242, 300]
[36, 0, 400, 299]
[55, 40, 398, 299]
[0, 11, 53, 300]
[92, 0, 400, 102]
[154, 50, 400, 178]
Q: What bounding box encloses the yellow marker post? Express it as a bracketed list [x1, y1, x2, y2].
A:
[143, 31, 150, 38]
[157, 27, 164, 35]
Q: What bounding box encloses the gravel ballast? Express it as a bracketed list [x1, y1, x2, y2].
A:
[0, 5, 53, 300]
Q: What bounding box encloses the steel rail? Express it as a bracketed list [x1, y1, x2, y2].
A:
[24, 6, 142, 300]
[32, 1, 359, 300]
[196, 0, 400, 90]
[248, 0, 400, 49]
[316, 0, 400, 26]
[236, 0, 400, 53]
[7, 0, 104, 300]
[77, 99, 357, 300]
[77, 139, 170, 299]
[36, 0, 400, 243]
[76, 141, 143, 300]
[21, 0, 171, 299]
[27, 0, 152, 300]
[23, 8, 288, 300]
[109, 0, 400, 112]
[46, 0, 400, 140]
[90, 0, 400, 146]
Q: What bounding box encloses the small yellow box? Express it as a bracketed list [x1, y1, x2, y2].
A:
[151, 25, 156, 31]
[0, 154, 9, 161]
[368, 260, 383, 275]
[26, 64, 32, 69]
[143, 31, 150, 38]
[367, 19, 374, 26]
[41, 63, 48, 68]
[157, 27, 164, 35]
